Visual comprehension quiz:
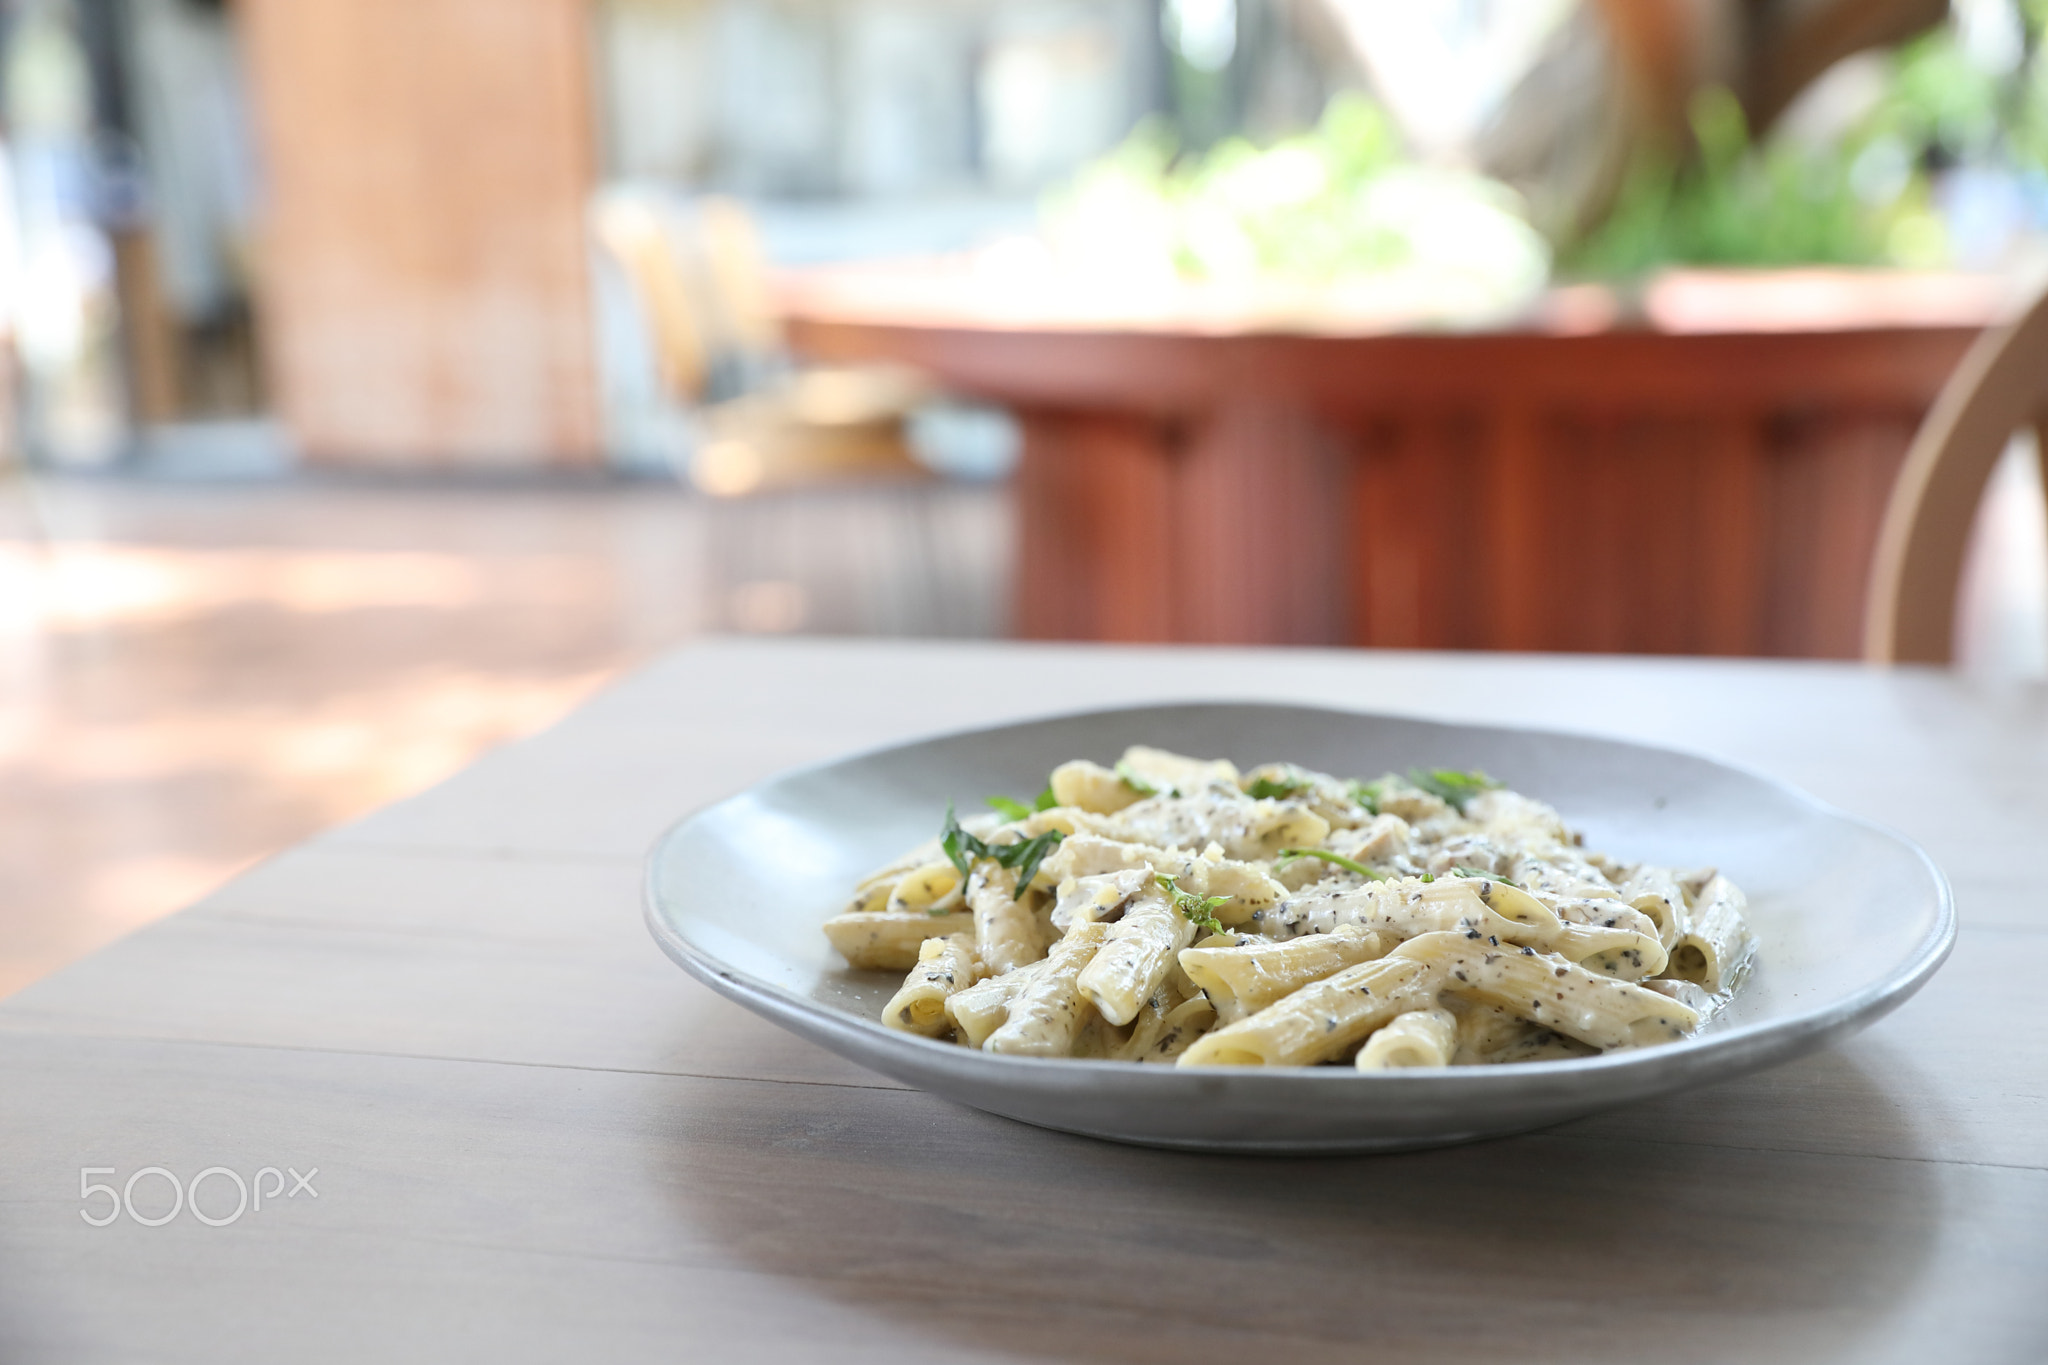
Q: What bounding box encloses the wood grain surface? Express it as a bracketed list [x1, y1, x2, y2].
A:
[1, 640, 2043, 1364]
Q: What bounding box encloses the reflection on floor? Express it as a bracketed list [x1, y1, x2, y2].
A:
[0, 471, 1010, 997]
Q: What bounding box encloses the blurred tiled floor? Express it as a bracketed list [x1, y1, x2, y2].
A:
[0, 470, 1010, 997]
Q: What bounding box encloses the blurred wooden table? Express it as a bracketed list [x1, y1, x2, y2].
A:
[785, 265, 2011, 656]
[2, 639, 2043, 1362]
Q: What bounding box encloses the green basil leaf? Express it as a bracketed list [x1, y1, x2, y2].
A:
[940, 804, 990, 878]
[1408, 767, 1502, 813]
[1450, 866, 1523, 889]
[997, 829, 1064, 899]
[1154, 872, 1230, 936]
[1274, 847, 1388, 880]
[1246, 772, 1309, 800]
[1114, 759, 1158, 796]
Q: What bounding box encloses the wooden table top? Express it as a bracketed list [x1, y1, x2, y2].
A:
[781, 266, 2011, 414]
[3, 640, 2043, 1363]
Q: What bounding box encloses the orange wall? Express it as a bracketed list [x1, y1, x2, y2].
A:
[240, 0, 601, 467]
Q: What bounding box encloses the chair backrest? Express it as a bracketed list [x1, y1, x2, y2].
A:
[591, 190, 787, 406]
[1864, 283, 2048, 663]
[591, 194, 710, 401]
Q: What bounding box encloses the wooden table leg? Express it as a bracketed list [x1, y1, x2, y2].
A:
[1013, 410, 1175, 641]
[1173, 399, 1347, 644]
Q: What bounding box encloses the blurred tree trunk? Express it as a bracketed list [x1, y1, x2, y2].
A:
[1477, 0, 1948, 239]
[1733, 0, 1950, 131]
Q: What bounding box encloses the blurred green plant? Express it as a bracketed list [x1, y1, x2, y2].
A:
[1041, 93, 1549, 319]
[1565, 85, 1945, 276]
[1053, 11, 2048, 293]
[1561, 10, 2048, 276]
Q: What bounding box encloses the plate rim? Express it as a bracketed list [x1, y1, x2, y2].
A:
[642, 697, 1957, 1090]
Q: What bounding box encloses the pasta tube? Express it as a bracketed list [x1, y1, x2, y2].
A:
[1050, 868, 1151, 932]
[1394, 931, 1697, 1049]
[884, 862, 963, 915]
[1326, 814, 1412, 864]
[1511, 849, 1621, 903]
[1465, 788, 1571, 845]
[1450, 1000, 1599, 1064]
[944, 958, 1046, 1047]
[1045, 834, 1285, 925]
[1238, 762, 1380, 830]
[1121, 996, 1215, 1063]
[1355, 1007, 1458, 1070]
[1617, 864, 1687, 948]
[1178, 923, 1390, 1024]
[1077, 885, 1194, 1026]
[968, 866, 1044, 976]
[1479, 881, 1664, 976]
[1049, 760, 1146, 814]
[1115, 745, 1241, 796]
[1665, 873, 1757, 994]
[845, 838, 946, 913]
[1254, 875, 1548, 942]
[984, 921, 1112, 1057]
[1107, 790, 1331, 863]
[1253, 874, 1668, 978]
[1450, 1001, 1533, 1062]
[1176, 955, 1449, 1067]
[881, 934, 982, 1036]
[823, 910, 975, 972]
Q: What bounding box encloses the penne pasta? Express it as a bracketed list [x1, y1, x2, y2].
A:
[1666, 873, 1758, 995]
[1076, 884, 1195, 1026]
[829, 747, 1754, 1068]
[984, 921, 1112, 1057]
[1176, 955, 1448, 1067]
[967, 865, 1045, 976]
[1178, 924, 1390, 1024]
[881, 934, 982, 1036]
[1393, 931, 1699, 1050]
[1355, 1007, 1459, 1070]
[823, 910, 976, 972]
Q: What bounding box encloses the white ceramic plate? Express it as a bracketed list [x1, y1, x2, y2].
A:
[644, 702, 1953, 1152]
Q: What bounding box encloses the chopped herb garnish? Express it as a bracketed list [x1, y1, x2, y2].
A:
[941, 805, 1064, 899]
[986, 778, 1059, 823]
[1155, 873, 1230, 935]
[1114, 759, 1159, 796]
[1346, 778, 1384, 815]
[1408, 767, 1502, 812]
[940, 804, 975, 877]
[1274, 847, 1389, 880]
[1246, 768, 1310, 800]
[1005, 830, 1064, 895]
[1451, 865, 1523, 889]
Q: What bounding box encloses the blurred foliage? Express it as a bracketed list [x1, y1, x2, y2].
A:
[1053, 9, 2048, 291]
[1042, 94, 1549, 316]
[1567, 12, 2048, 275]
[1565, 87, 1943, 274]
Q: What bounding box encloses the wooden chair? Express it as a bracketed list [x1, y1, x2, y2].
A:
[590, 189, 958, 634]
[590, 190, 932, 496]
[1864, 283, 2048, 663]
